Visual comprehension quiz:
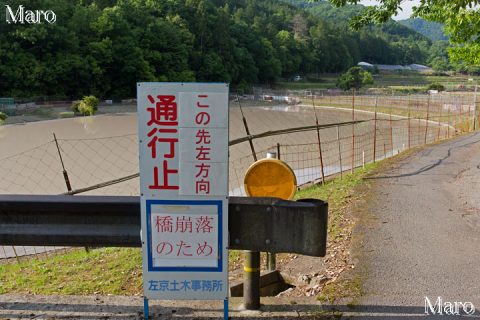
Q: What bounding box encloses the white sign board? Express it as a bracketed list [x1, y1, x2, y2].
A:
[137, 83, 229, 300]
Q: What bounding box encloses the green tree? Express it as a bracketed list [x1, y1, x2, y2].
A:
[336, 66, 374, 91]
[430, 57, 450, 72]
[0, 112, 7, 122]
[73, 95, 100, 116]
[327, 0, 480, 66]
[0, 0, 448, 97]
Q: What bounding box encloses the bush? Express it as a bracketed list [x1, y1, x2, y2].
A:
[71, 101, 81, 112]
[72, 95, 99, 115]
[0, 112, 7, 122]
[427, 83, 446, 92]
[337, 67, 374, 91]
[391, 87, 425, 94]
[234, 80, 250, 95]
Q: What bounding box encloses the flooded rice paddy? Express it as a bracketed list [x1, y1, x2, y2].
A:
[0, 102, 440, 258]
[0, 104, 385, 196]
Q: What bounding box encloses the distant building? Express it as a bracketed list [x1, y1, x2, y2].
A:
[358, 62, 374, 69]
[408, 64, 432, 72]
[357, 62, 432, 72]
[376, 64, 406, 71]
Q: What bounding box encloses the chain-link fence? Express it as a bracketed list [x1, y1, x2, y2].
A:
[1, 92, 478, 262]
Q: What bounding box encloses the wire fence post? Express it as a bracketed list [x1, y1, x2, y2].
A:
[372, 97, 377, 163]
[351, 90, 355, 173]
[424, 94, 430, 145]
[54, 134, 93, 254]
[417, 101, 421, 144]
[312, 96, 325, 184]
[469, 105, 473, 132]
[407, 95, 411, 148]
[389, 104, 393, 155]
[447, 104, 451, 138]
[437, 98, 442, 141]
[461, 95, 464, 132]
[337, 125, 343, 179]
[454, 99, 458, 135]
[53, 133, 72, 192]
[474, 84, 478, 131]
[237, 94, 257, 162]
[277, 143, 281, 160]
[10, 246, 19, 262]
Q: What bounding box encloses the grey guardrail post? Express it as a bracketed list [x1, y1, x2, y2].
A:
[236, 197, 328, 310]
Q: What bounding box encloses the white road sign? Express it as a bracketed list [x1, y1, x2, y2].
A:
[137, 82, 229, 300]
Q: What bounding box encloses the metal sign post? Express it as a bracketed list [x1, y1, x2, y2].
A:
[242, 155, 297, 310]
[137, 83, 229, 319]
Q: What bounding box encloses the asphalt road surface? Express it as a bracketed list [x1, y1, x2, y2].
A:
[345, 132, 480, 319]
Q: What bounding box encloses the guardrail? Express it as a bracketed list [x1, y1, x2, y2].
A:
[0, 194, 328, 257]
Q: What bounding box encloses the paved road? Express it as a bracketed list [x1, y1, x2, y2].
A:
[345, 132, 480, 319]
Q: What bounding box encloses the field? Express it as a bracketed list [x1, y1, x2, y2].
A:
[274, 72, 480, 93]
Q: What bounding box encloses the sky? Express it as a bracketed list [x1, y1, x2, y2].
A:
[360, 0, 421, 20]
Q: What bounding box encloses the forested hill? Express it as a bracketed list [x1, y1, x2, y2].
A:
[398, 18, 448, 41]
[285, 1, 431, 42]
[1, 0, 434, 99]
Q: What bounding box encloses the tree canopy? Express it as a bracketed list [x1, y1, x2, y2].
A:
[327, 0, 480, 66]
[0, 0, 452, 99]
[336, 66, 374, 91]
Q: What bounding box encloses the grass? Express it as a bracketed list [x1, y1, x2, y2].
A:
[294, 163, 382, 304]
[317, 274, 363, 304]
[0, 164, 380, 296]
[0, 248, 143, 295]
[59, 111, 75, 118]
[272, 72, 480, 92]
[0, 246, 252, 295]
[295, 163, 378, 240]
